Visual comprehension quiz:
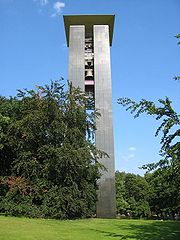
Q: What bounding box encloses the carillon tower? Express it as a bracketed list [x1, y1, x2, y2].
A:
[64, 15, 116, 218]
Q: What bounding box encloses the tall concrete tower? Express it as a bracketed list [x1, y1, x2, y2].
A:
[64, 15, 116, 218]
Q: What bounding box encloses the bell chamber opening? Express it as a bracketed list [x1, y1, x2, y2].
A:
[85, 36, 95, 100]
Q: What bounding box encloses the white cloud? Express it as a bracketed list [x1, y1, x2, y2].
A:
[54, 1, 65, 12]
[34, 0, 48, 6]
[119, 146, 137, 162]
[40, 0, 48, 5]
[128, 146, 136, 151]
[128, 154, 135, 159]
[34, 0, 65, 18]
[51, 1, 65, 17]
[61, 42, 67, 51]
[119, 153, 135, 162]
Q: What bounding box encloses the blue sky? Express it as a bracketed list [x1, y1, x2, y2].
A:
[0, 0, 179, 175]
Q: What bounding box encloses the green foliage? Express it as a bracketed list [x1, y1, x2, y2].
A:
[0, 80, 103, 219]
[115, 171, 151, 218]
[118, 35, 180, 170]
[117, 94, 179, 218]
[117, 36, 180, 216]
[175, 33, 180, 45]
[118, 97, 180, 166]
[116, 170, 180, 219]
[145, 168, 180, 218]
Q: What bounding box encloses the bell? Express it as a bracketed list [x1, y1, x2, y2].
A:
[85, 59, 93, 66]
[85, 69, 93, 78]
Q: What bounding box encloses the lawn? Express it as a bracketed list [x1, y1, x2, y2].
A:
[0, 216, 179, 240]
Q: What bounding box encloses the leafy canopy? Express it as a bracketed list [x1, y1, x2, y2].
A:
[0, 79, 104, 219]
[118, 96, 180, 170]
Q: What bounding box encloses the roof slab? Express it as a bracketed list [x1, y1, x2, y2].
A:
[63, 15, 115, 46]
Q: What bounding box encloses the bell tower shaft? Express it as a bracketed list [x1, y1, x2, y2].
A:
[94, 25, 116, 218]
[64, 15, 116, 218]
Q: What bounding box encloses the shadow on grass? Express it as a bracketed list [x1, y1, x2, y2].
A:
[90, 221, 180, 240]
[90, 229, 133, 239]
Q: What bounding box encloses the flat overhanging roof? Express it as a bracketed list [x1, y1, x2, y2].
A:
[63, 15, 115, 47]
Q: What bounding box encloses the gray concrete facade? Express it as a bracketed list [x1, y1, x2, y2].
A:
[68, 25, 85, 89]
[94, 25, 116, 218]
[64, 15, 116, 218]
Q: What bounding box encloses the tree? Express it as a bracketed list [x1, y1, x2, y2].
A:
[117, 36, 180, 218]
[115, 171, 151, 218]
[118, 35, 180, 169]
[115, 171, 129, 215]
[0, 80, 104, 219]
[117, 85, 180, 219]
[118, 96, 180, 169]
[145, 169, 179, 219]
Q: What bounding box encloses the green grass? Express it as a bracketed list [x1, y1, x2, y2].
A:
[0, 216, 180, 240]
